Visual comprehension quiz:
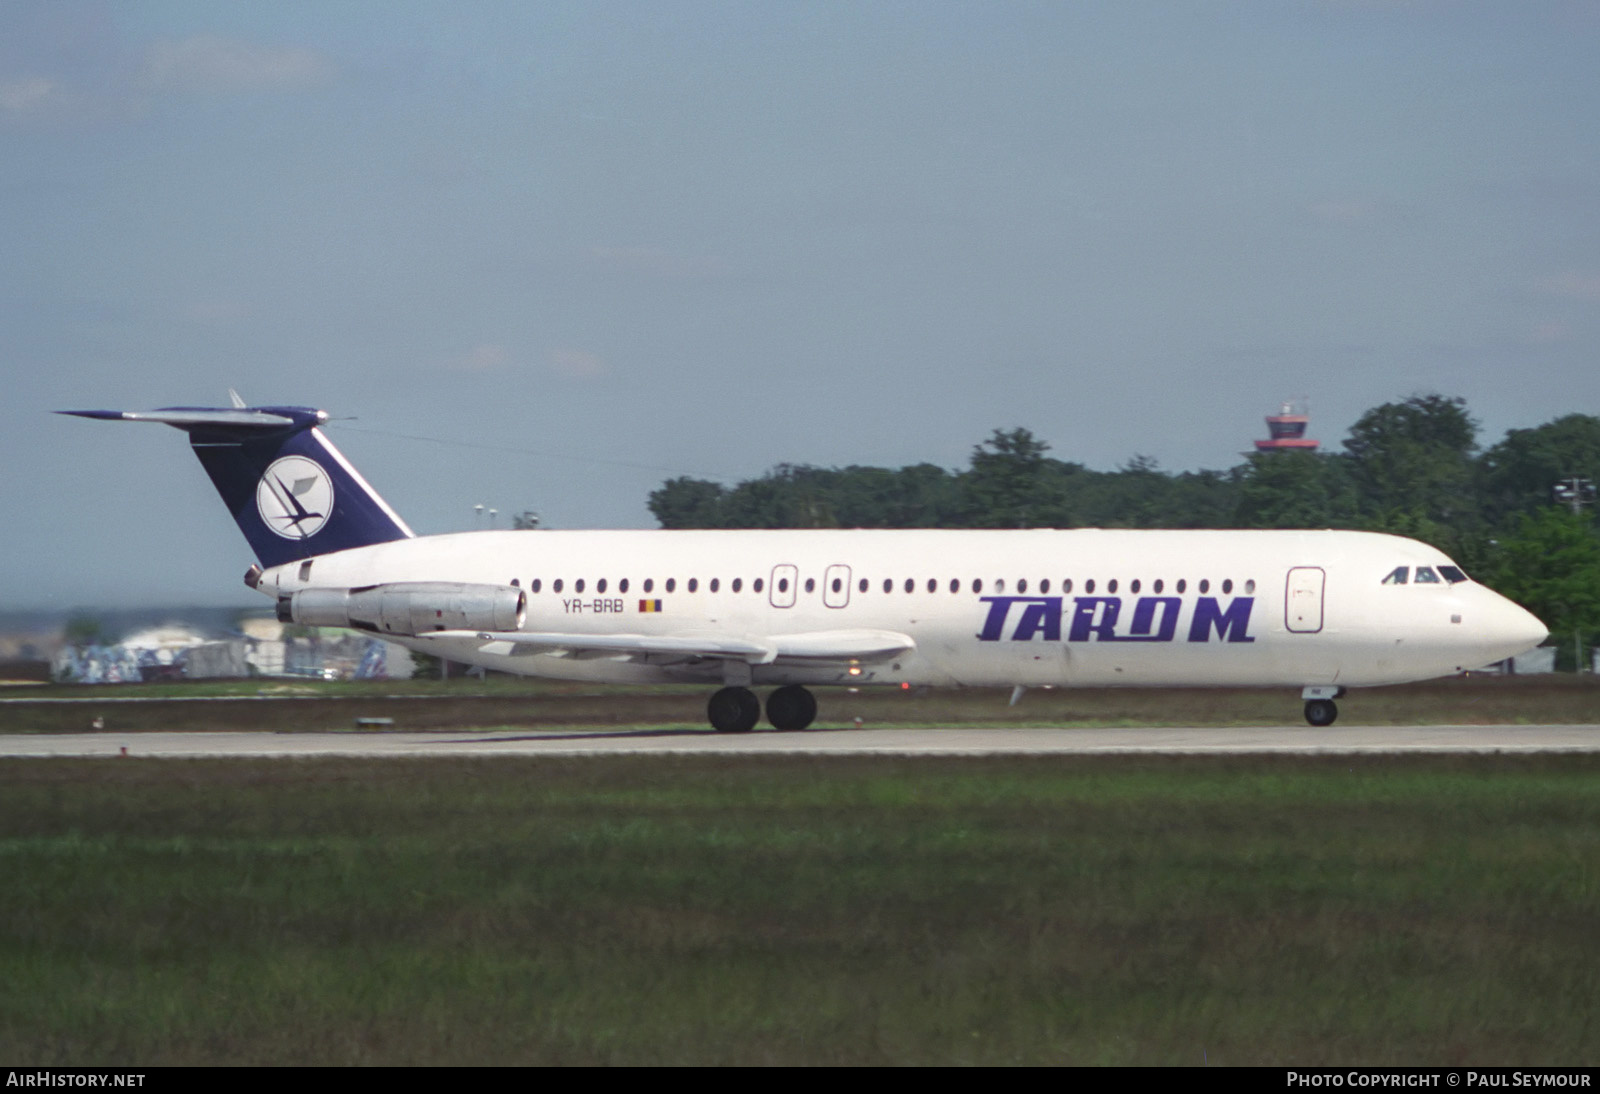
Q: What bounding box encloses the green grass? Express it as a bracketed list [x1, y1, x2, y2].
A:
[1, 754, 1598, 1064]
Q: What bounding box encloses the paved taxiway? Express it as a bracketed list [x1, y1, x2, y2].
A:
[2, 725, 1597, 757]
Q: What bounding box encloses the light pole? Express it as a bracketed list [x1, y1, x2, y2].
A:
[1552, 477, 1595, 515]
[1551, 477, 1596, 672]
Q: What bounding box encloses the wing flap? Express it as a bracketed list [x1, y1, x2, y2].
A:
[425, 630, 776, 662]
[770, 630, 914, 662]
[422, 628, 915, 665]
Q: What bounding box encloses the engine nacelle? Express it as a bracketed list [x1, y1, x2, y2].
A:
[278, 582, 527, 636]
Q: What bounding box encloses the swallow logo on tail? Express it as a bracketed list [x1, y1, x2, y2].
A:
[256, 455, 333, 539]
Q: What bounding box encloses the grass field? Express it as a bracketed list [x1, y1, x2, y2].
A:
[2, 753, 1598, 1065]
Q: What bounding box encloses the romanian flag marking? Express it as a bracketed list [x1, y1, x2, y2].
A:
[639, 599, 663, 613]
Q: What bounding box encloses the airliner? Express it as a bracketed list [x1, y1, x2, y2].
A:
[62, 399, 1548, 731]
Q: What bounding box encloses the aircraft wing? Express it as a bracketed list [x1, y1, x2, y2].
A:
[421, 628, 915, 665]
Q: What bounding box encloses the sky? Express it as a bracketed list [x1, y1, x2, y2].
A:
[5, 1, 1600, 611]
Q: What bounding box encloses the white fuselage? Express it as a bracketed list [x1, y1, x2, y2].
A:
[255, 528, 1547, 691]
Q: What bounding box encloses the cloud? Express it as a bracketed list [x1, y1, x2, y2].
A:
[547, 348, 608, 379]
[139, 35, 334, 95]
[1543, 272, 1600, 304]
[444, 344, 511, 372]
[0, 77, 55, 116]
[1528, 321, 1570, 344]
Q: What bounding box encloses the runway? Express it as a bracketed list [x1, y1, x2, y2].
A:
[3, 724, 1598, 757]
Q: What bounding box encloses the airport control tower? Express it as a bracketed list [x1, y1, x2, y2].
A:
[1254, 399, 1319, 453]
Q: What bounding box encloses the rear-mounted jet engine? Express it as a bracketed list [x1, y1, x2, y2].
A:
[280, 582, 527, 636]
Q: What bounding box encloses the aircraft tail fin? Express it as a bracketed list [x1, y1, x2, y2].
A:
[59, 402, 413, 569]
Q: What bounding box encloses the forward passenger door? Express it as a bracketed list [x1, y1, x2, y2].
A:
[1285, 567, 1325, 633]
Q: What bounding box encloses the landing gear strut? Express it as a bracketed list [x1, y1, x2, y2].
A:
[708, 686, 761, 733]
[766, 685, 817, 731]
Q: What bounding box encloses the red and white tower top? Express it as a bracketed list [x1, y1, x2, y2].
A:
[1254, 399, 1319, 453]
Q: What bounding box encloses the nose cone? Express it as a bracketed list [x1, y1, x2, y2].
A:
[1486, 594, 1549, 662]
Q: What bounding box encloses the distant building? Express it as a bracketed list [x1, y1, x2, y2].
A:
[1254, 400, 1319, 453]
[50, 611, 412, 683]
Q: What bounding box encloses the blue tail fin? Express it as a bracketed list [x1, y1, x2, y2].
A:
[59, 403, 413, 568]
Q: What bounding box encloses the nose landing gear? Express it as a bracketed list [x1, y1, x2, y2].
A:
[1301, 685, 1345, 727]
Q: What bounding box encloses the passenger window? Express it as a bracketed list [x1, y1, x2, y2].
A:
[1199, 580, 1210, 594]
[1130, 579, 1141, 594]
[1040, 579, 1050, 594]
[805, 578, 815, 593]
[1414, 566, 1440, 584]
[754, 578, 764, 593]
[927, 578, 937, 593]
[995, 579, 1006, 592]
[1063, 579, 1073, 594]
[597, 578, 607, 594]
[1108, 579, 1118, 594]
[554, 579, 564, 593]
[532, 579, 542, 593]
[831, 577, 842, 593]
[733, 578, 742, 593]
[1153, 579, 1163, 593]
[884, 578, 894, 593]
[666, 578, 677, 593]
[1222, 579, 1233, 594]
[709, 578, 719, 592]
[949, 578, 959, 593]
[620, 578, 629, 593]
[972, 579, 982, 593]
[905, 578, 914, 593]
[688, 578, 698, 593]
[1017, 578, 1028, 593]
[1381, 567, 1409, 586]
[860, 578, 869, 593]
[1244, 579, 1255, 595]
[1176, 579, 1186, 594]
[644, 578, 654, 593]
[1085, 579, 1095, 594]
[575, 579, 586, 593]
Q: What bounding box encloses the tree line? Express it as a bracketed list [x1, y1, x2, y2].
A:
[648, 395, 1600, 667]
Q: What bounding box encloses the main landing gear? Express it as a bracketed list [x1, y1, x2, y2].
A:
[707, 685, 818, 733]
[1301, 686, 1345, 727]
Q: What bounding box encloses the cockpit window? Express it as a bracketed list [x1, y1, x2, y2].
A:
[1381, 566, 1409, 585]
[1414, 566, 1441, 584]
[1438, 566, 1468, 584]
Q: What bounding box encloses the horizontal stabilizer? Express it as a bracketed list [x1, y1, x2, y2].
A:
[58, 408, 302, 430]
